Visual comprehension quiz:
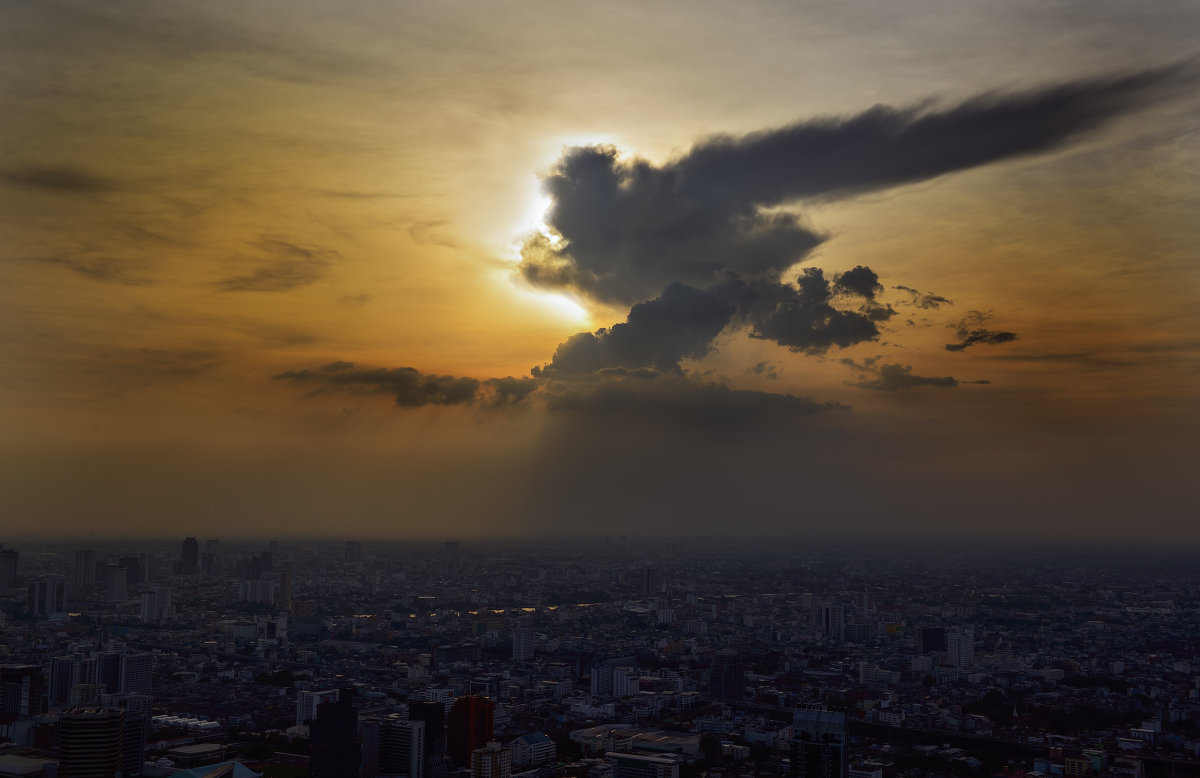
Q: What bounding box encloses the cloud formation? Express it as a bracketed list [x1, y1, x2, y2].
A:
[895, 285, 953, 309]
[3, 164, 117, 193]
[520, 66, 1186, 307]
[946, 311, 1019, 352]
[217, 237, 341, 292]
[843, 358, 989, 391]
[275, 362, 537, 408]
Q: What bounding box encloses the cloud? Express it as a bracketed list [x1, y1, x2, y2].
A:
[834, 265, 883, 300]
[28, 255, 153, 286]
[945, 311, 1019, 352]
[748, 361, 780, 380]
[842, 358, 989, 391]
[3, 164, 117, 193]
[520, 66, 1186, 307]
[217, 237, 341, 292]
[894, 285, 953, 309]
[275, 362, 536, 408]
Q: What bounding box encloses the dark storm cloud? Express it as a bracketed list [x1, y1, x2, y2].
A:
[894, 285, 953, 309]
[216, 237, 341, 292]
[737, 269, 882, 354]
[834, 265, 883, 299]
[275, 362, 536, 408]
[843, 359, 988, 391]
[520, 66, 1186, 306]
[945, 311, 1019, 352]
[3, 164, 117, 193]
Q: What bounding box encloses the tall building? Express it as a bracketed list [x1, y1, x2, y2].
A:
[105, 565, 128, 603]
[140, 587, 172, 623]
[820, 605, 845, 643]
[512, 629, 535, 662]
[114, 693, 151, 777]
[380, 717, 426, 778]
[0, 664, 46, 738]
[409, 699, 446, 778]
[471, 741, 511, 778]
[74, 549, 97, 587]
[345, 541, 364, 563]
[279, 569, 293, 612]
[790, 708, 847, 778]
[50, 656, 81, 706]
[58, 708, 124, 778]
[948, 629, 975, 671]
[606, 752, 679, 778]
[310, 689, 360, 778]
[97, 651, 122, 694]
[916, 627, 946, 654]
[709, 650, 744, 701]
[0, 548, 19, 589]
[638, 567, 659, 598]
[296, 689, 341, 727]
[179, 537, 199, 576]
[447, 695, 494, 767]
[28, 579, 67, 616]
[119, 653, 153, 696]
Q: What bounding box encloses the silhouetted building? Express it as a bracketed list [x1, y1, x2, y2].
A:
[709, 650, 744, 701]
[58, 707, 124, 778]
[409, 699, 446, 778]
[0, 664, 45, 739]
[379, 717, 426, 778]
[74, 549, 97, 587]
[917, 627, 946, 654]
[820, 605, 845, 643]
[310, 688, 359, 778]
[790, 707, 847, 778]
[0, 548, 18, 589]
[97, 651, 122, 694]
[119, 653, 153, 696]
[512, 629, 535, 662]
[114, 693, 151, 777]
[447, 695, 494, 767]
[28, 579, 67, 616]
[638, 567, 659, 598]
[105, 564, 127, 603]
[178, 537, 199, 576]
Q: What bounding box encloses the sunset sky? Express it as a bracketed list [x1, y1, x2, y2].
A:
[2, 1, 1197, 540]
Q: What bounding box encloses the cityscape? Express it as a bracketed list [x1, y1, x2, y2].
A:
[3, 537, 1200, 777]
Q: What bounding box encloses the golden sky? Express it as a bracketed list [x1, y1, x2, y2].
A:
[2, 1, 1197, 540]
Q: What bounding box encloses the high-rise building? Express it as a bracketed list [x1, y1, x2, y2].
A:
[790, 708, 847, 778]
[28, 579, 67, 616]
[948, 629, 975, 671]
[74, 549, 97, 587]
[345, 541, 364, 564]
[0, 664, 46, 738]
[310, 689, 359, 778]
[606, 752, 679, 778]
[916, 627, 946, 654]
[409, 699, 446, 778]
[179, 537, 199, 576]
[820, 605, 845, 643]
[140, 587, 172, 623]
[97, 651, 122, 694]
[50, 656, 81, 706]
[58, 708, 124, 778]
[471, 742, 511, 778]
[0, 548, 19, 589]
[512, 629, 535, 662]
[709, 650, 744, 701]
[105, 565, 128, 603]
[297, 689, 342, 727]
[447, 695, 494, 767]
[638, 567, 659, 598]
[119, 653, 153, 696]
[380, 717, 426, 778]
[279, 569, 293, 613]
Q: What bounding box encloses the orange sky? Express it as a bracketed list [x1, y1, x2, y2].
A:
[1, 1, 1197, 540]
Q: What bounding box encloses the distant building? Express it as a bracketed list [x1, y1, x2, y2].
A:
[0, 665, 46, 739]
[948, 629, 974, 671]
[58, 708, 125, 778]
[379, 717, 426, 778]
[296, 689, 341, 727]
[0, 548, 19, 589]
[512, 629, 535, 662]
[447, 695, 494, 767]
[74, 549, 97, 587]
[119, 653, 154, 696]
[605, 752, 679, 778]
[511, 732, 555, 767]
[820, 606, 845, 643]
[179, 537, 199, 576]
[28, 579, 67, 616]
[790, 707, 847, 778]
[105, 564, 128, 603]
[310, 689, 359, 778]
[471, 742, 511, 778]
[709, 650, 744, 701]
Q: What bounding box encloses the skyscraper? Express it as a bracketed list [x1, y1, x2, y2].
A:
[105, 564, 128, 603]
[790, 708, 847, 778]
[512, 629, 535, 662]
[409, 699, 446, 778]
[708, 650, 744, 701]
[58, 708, 124, 778]
[0, 548, 19, 589]
[820, 605, 845, 643]
[0, 664, 46, 738]
[948, 628, 975, 672]
[74, 549, 97, 587]
[447, 695, 494, 767]
[179, 537, 199, 576]
[119, 653, 153, 696]
[310, 689, 359, 778]
[28, 579, 67, 616]
[379, 717, 426, 778]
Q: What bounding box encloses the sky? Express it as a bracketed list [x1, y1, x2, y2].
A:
[2, 1, 1197, 541]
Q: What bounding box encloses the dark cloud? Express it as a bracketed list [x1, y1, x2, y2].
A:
[3, 164, 117, 193]
[520, 66, 1185, 307]
[894, 285, 953, 309]
[842, 358, 989, 391]
[738, 269, 882, 354]
[834, 265, 883, 299]
[217, 237, 340, 292]
[28, 255, 153, 286]
[946, 310, 1019, 352]
[748, 361, 780, 380]
[275, 362, 536, 409]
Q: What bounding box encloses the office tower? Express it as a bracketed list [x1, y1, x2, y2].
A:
[119, 556, 143, 585]
[179, 537, 199, 576]
[409, 700, 446, 778]
[74, 549, 97, 587]
[471, 742, 511, 778]
[709, 650, 744, 701]
[512, 629, 535, 662]
[310, 689, 359, 778]
[948, 628, 975, 671]
[0, 664, 46, 736]
[50, 656, 81, 706]
[0, 548, 19, 589]
[140, 587, 172, 623]
[380, 717, 426, 778]
[114, 694, 151, 777]
[279, 569, 293, 612]
[917, 627, 946, 654]
[58, 708, 124, 778]
[447, 695, 494, 767]
[638, 567, 659, 598]
[28, 579, 67, 616]
[139, 553, 154, 584]
[97, 651, 122, 693]
[590, 656, 637, 697]
[297, 689, 342, 727]
[790, 708, 847, 778]
[119, 653, 153, 696]
[820, 605, 846, 643]
[105, 565, 127, 602]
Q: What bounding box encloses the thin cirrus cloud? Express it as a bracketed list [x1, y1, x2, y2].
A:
[215, 237, 342, 292]
[277, 67, 1185, 416]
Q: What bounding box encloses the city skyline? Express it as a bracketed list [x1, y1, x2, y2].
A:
[1, 2, 1197, 540]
